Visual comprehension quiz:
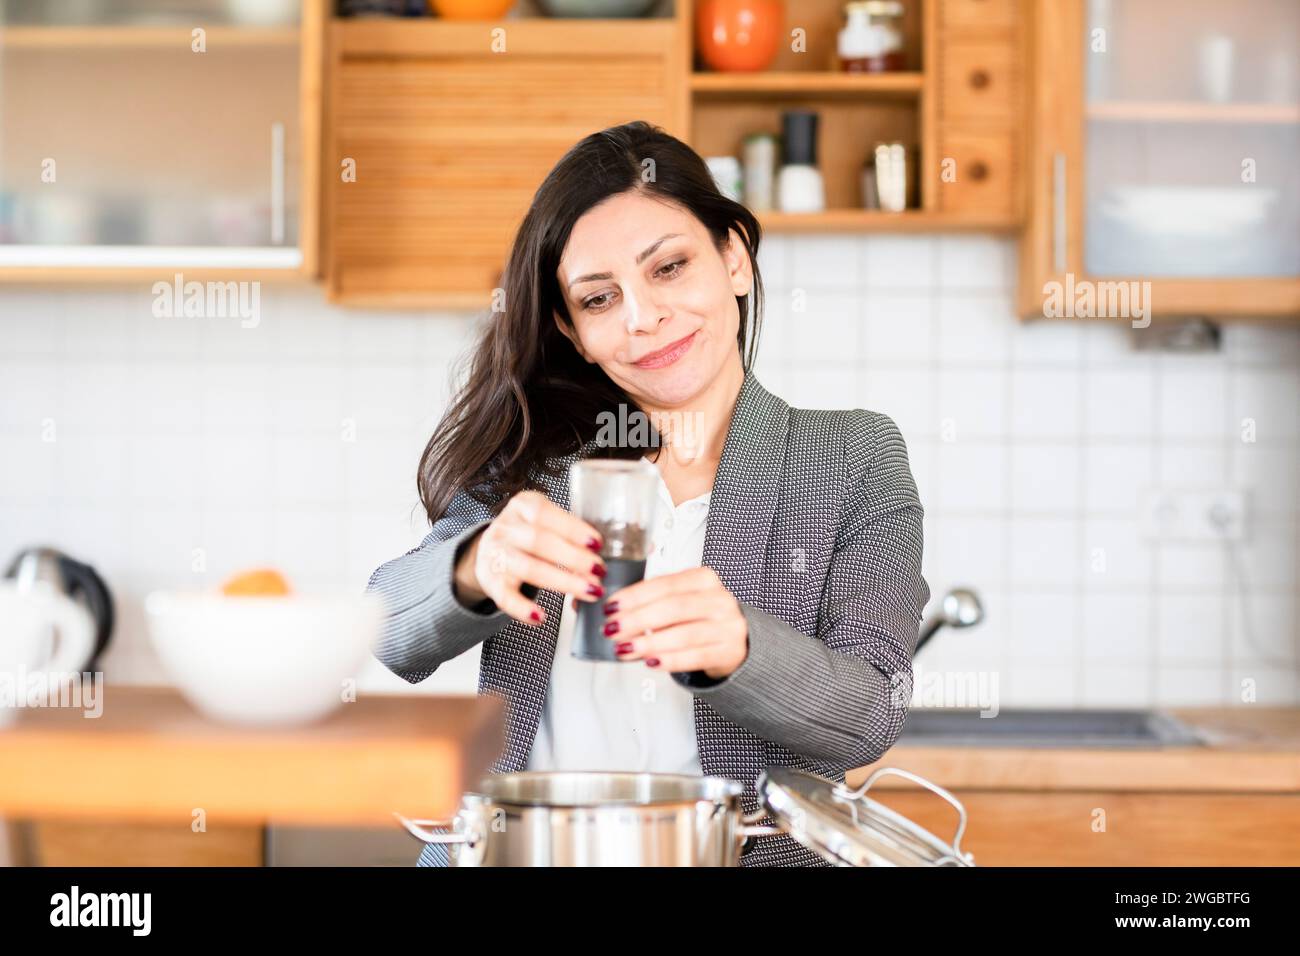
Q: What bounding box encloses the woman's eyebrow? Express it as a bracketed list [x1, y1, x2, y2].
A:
[567, 233, 683, 290]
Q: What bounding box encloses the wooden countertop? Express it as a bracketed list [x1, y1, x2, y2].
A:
[848, 707, 1300, 792]
[3, 693, 1294, 836]
[0, 685, 505, 826]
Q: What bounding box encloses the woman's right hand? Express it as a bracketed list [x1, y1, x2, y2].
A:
[453, 490, 607, 625]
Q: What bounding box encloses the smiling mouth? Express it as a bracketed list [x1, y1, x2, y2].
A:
[633, 331, 697, 369]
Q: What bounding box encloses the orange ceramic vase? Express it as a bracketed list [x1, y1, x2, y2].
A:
[696, 0, 784, 72]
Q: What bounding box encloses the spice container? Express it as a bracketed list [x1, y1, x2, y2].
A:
[742, 133, 777, 212]
[705, 156, 744, 203]
[861, 142, 912, 212]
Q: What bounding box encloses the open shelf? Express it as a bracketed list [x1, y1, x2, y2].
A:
[683, 0, 935, 226]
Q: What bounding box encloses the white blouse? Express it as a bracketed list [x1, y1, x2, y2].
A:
[525, 462, 708, 776]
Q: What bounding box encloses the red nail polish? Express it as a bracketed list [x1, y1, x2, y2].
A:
[591, 562, 607, 579]
[646, 658, 660, 668]
[616, 642, 634, 655]
[603, 601, 619, 616]
[587, 583, 605, 598]
[603, 620, 620, 637]
[586, 537, 602, 553]
[530, 609, 543, 623]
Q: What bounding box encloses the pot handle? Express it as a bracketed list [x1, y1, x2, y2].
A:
[736, 806, 782, 840]
[833, 767, 975, 865]
[392, 811, 474, 846]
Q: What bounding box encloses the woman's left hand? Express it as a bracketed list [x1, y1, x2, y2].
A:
[597, 565, 749, 679]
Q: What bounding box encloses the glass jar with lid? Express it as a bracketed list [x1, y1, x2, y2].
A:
[838, 0, 906, 73]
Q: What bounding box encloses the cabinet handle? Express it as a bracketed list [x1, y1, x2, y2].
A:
[969, 160, 990, 181]
[271, 121, 286, 246]
[1052, 152, 1066, 274]
[969, 68, 990, 89]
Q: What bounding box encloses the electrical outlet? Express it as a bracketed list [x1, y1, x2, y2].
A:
[1139, 489, 1248, 542]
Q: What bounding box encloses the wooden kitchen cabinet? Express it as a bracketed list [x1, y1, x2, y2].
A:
[850, 708, 1300, 866]
[0, 0, 325, 282]
[1018, 0, 1300, 319]
[323, 16, 687, 307]
[871, 791, 1300, 866]
[323, 0, 1031, 305]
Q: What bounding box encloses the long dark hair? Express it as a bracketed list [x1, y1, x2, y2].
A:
[418, 120, 765, 524]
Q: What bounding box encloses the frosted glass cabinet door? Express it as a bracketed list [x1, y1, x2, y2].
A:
[0, 0, 306, 268]
[1083, 0, 1299, 278]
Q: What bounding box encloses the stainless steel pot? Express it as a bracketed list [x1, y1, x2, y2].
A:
[395, 772, 778, 866]
[395, 766, 976, 867]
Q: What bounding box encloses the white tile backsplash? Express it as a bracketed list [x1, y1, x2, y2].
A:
[863, 235, 935, 289]
[937, 369, 1007, 439]
[1011, 368, 1082, 438]
[1081, 663, 1154, 707]
[1083, 369, 1157, 439]
[864, 291, 934, 363]
[2, 236, 1297, 710]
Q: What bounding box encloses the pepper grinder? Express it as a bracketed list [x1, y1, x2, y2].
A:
[776, 110, 825, 214]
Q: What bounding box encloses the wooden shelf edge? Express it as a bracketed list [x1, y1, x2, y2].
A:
[327, 288, 495, 310]
[1018, 275, 1300, 320]
[334, 16, 677, 57]
[1087, 100, 1300, 124]
[0, 269, 314, 284]
[759, 210, 1020, 233]
[690, 70, 925, 97]
[0, 25, 300, 49]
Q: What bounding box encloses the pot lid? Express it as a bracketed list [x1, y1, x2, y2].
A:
[757, 766, 976, 867]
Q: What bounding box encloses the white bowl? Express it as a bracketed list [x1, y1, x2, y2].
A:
[144, 590, 384, 727]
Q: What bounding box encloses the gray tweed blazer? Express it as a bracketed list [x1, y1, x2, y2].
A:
[366, 369, 929, 867]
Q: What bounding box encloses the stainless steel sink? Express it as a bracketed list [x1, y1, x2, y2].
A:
[897, 708, 1204, 748]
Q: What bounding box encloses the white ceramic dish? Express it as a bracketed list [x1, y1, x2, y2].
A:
[1097, 186, 1278, 238]
[144, 590, 383, 727]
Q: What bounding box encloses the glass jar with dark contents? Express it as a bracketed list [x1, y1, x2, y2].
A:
[838, 0, 907, 73]
[568, 459, 660, 662]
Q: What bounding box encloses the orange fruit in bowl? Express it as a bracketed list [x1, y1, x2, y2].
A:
[429, 0, 515, 18]
[220, 568, 292, 597]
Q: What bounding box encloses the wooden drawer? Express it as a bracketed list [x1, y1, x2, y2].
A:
[939, 41, 1019, 121]
[935, 128, 1018, 221]
[940, 0, 1019, 32]
[27, 820, 263, 867]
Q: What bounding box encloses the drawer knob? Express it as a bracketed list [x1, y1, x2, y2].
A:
[968, 160, 990, 181]
[969, 68, 991, 89]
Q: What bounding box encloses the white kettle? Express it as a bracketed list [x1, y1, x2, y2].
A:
[1, 548, 113, 725]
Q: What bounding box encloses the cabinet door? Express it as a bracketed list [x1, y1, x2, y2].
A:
[325, 19, 685, 307]
[1083, 0, 1298, 280]
[0, 0, 323, 276]
[1019, 0, 1300, 318]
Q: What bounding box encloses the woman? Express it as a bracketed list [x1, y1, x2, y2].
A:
[367, 121, 930, 868]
